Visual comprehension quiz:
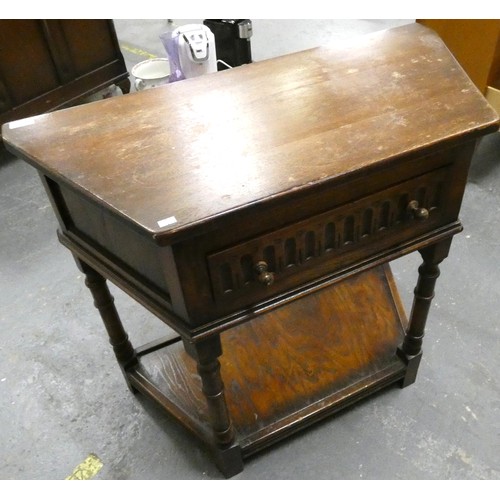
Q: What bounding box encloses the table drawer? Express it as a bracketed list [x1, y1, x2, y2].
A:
[207, 164, 457, 307]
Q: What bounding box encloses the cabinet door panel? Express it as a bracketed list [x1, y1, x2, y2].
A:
[60, 20, 118, 76]
[0, 20, 59, 105]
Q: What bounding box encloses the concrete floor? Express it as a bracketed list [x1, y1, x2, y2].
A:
[1, 20, 499, 481]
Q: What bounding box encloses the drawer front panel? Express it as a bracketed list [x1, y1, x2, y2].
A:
[207, 165, 455, 307]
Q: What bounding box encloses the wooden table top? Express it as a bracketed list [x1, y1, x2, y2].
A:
[3, 23, 498, 243]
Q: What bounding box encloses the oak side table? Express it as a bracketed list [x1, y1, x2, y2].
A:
[3, 24, 499, 477]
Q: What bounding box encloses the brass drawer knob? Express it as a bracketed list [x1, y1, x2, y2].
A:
[254, 261, 275, 286]
[407, 200, 429, 220]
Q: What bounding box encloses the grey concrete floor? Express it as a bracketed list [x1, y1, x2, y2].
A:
[1, 20, 499, 481]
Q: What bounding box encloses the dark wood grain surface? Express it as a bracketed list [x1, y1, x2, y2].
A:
[3, 23, 498, 243]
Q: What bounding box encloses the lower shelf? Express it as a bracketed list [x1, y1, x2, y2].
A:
[128, 264, 408, 456]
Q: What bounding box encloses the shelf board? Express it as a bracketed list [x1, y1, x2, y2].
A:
[128, 264, 408, 455]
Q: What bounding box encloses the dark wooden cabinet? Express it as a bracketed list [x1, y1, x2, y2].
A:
[0, 20, 129, 129]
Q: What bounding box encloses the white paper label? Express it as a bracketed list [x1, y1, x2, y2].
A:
[157, 216, 178, 228]
[9, 117, 36, 129]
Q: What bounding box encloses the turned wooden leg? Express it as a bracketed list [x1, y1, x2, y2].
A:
[81, 263, 137, 389]
[398, 238, 452, 387]
[183, 336, 243, 477]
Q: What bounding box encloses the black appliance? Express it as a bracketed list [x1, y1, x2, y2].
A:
[203, 19, 253, 71]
